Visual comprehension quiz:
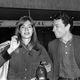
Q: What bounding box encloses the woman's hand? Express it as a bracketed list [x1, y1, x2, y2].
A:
[7, 35, 20, 54]
[31, 77, 36, 80]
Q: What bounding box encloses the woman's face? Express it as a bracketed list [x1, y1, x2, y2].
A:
[19, 20, 33, 39]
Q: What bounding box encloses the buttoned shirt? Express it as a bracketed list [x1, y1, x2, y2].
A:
[59, 39, 80, 79]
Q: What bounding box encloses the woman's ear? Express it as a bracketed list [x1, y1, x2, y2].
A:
[33, 27, 35, 33]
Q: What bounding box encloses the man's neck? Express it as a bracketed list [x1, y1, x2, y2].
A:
[60, 32, 72, 44]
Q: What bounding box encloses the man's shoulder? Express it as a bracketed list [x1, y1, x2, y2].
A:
[48, 39, 58, 46]
[73, 35, 80, 41]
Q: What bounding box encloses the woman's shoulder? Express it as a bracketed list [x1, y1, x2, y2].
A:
[33, 42, 46, 52]
[36, 42, 45, 49]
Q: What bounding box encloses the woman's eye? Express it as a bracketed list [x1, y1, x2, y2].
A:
[22, 27, 24, 28]
[28, 25, 32, 28]
[21, 25, 24, 28]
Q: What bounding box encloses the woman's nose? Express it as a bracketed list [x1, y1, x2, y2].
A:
[25, 28, 29, 31]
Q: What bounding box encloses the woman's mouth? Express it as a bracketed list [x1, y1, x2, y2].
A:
[24, 32, 30, 35]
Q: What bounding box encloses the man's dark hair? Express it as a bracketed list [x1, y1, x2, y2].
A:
[53, 11, 73, 31]
[53, 12, 72, 26]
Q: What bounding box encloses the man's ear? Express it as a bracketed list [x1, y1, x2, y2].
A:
[66, 24, 70, 31]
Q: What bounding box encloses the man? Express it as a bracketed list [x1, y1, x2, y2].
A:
[48, 12, 80, 80]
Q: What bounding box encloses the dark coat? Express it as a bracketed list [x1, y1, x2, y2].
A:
[48, 35, 80, 80]
[0, 42, 53, 80]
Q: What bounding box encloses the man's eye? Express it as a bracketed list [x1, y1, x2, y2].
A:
[55, 25, 60, 28]
[21, 27, 25, 29]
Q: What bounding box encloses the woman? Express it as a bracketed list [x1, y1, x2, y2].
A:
[0, 16, 53, 80]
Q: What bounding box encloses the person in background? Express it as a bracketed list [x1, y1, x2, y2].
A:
[48, 12, 80, 80]
[0, 16, 53, 80]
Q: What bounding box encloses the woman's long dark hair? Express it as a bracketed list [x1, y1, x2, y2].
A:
[15, 16, 38, 47]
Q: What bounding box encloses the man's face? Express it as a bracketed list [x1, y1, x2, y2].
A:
[52, 19, 68, 38]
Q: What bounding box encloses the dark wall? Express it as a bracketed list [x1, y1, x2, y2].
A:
[0, 27, 15, 43]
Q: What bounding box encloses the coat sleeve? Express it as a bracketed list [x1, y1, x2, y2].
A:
[38, 43, 54, 80]
[0, 45, 11, 67]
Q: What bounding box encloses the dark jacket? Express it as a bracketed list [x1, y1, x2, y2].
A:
[0, 42, 53, 80]
[48, 35, 80, 80]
